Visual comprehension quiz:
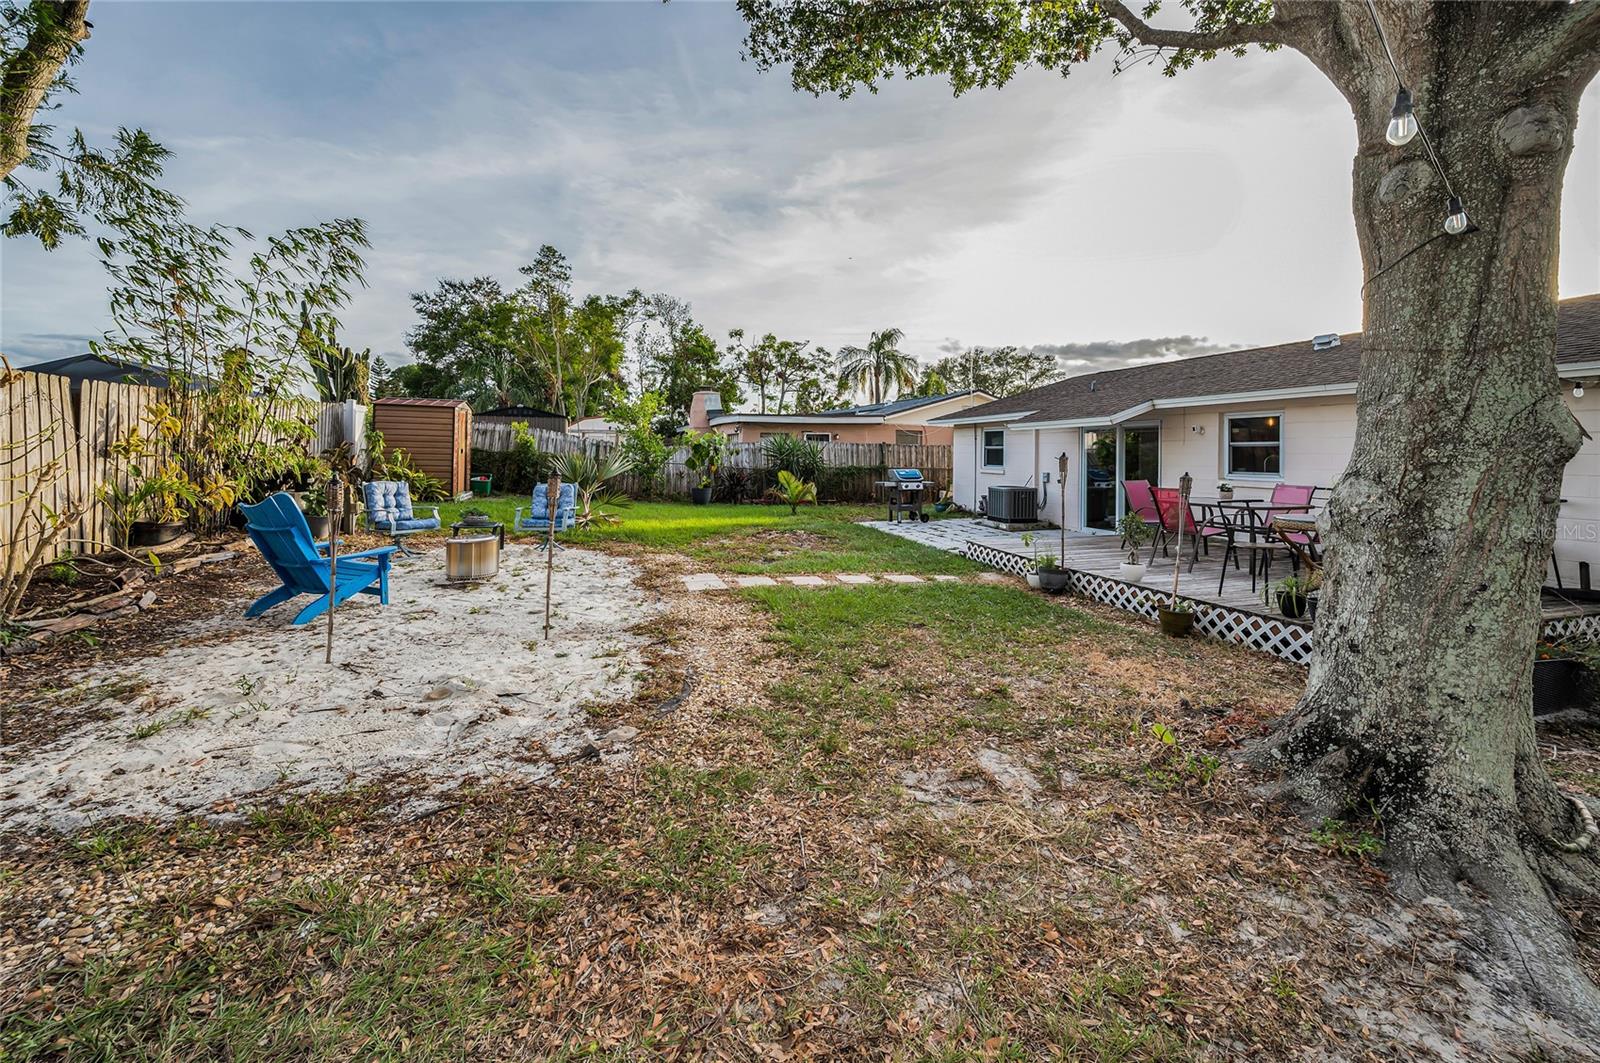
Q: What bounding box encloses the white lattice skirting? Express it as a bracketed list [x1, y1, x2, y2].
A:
[964, 540, 1597, 664]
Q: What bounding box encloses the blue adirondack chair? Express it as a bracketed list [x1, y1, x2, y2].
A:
[361, 480, 441, 556]
[515, 482, 578, 549]
[240, 492, 397, 625]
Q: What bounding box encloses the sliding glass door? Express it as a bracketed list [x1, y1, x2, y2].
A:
[1082, 425, 1160, 532]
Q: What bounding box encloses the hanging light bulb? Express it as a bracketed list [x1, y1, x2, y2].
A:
[1575, 382, 1586, 399]
[1386, 88, 1418, 146]
[1444, 196, 1471, 235]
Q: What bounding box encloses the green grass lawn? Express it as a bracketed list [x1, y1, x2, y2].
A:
[431, 496, 980, 575]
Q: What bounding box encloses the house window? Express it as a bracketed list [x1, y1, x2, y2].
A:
[894, 430, 923, 445]
[1226, 413, 1282, 476]
[803, 432, 832, 443]
[982, 429, 1005, 469]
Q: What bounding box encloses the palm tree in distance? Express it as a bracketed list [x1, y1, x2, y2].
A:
[836, 327, 917, 405]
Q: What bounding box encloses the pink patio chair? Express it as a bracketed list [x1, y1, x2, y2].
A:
[1266, 483, 1319, 571]
[1153, 487, 1230, 570]
[1122, 479, 1164, 553]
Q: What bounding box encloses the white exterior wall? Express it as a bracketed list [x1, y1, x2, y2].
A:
[952, 390, 1600, 579]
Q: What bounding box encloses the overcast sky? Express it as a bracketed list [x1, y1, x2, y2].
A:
[3, 1, 1598, 376]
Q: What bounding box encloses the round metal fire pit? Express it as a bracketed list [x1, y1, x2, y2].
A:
[445, 535, 499, 583]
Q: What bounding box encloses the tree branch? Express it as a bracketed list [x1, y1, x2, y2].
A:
[1513, 0, 1600, 88]
[1096, 0, 1296, 52]
[0, 0, 91, 180]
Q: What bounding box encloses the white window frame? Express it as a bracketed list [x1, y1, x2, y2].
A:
[981, 428, 1006, 470]
[894, 429, 924, 445]
[1224, 411, 1284, 480]
[802, 431, 832, 443]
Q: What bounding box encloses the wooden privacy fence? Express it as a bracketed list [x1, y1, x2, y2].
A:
[472, 422, 954, 501]
[2, 369, 354, 566]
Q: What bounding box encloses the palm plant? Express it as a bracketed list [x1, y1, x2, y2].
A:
[769, 469, 817, 515]
[836, 327, 916, 405]
[552, 450, 634, 526]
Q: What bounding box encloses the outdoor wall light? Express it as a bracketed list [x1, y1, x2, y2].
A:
[1575, 383, 1586, 399]
[1386, 88, 1418, 146]
[1444, 196, 1471, 236]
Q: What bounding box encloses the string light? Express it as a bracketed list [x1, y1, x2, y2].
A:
[1386, 88, 1417, 146]
[1364, 0, 1472, 238]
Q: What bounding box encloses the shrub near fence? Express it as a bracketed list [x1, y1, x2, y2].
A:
[1, 369, 356, 567]
[470, 422, 952, 503]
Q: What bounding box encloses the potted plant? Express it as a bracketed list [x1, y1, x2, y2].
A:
[1116, 512, 1152, 582]
[1035, 553, 1070, 594]
[1532, 642, 1600, 716]
[1021, 532, 1041, 588]
[1273, 575, 1312, 618]
[300, 483, 332, 539]
[684, 430, 729, 506]
[1217, 480, 1234, 502]
[933, 488, 954, 514]
[1158, 597, 1195, 637]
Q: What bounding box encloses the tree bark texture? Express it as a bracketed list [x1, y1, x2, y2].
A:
[1249, 2, 1600, 1036]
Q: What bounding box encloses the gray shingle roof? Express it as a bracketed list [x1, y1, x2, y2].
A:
[814, 389, 985, 417]
[936, 293, 1600, 426]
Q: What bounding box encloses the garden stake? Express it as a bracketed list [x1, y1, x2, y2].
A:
[1170, 471, 1192, 609]
[1057, 452, 1068, 569]
[543, 473, 560, 640]
[325, 471, 342, 664]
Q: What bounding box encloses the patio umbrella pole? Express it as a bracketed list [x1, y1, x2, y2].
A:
[543, 473, 560, 640]
[325, 472, 342, 664]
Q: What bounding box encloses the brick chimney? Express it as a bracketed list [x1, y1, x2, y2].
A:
[688, 389, 723, 431]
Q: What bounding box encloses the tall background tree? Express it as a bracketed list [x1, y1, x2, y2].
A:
[741, 0, 1600, 1033]
[634, 292, 740, 432]
[404, 277, 526, 409]
[726, 329, 834, 413]
[836, 326, 916, 404]
[917, 344, 1064, 398]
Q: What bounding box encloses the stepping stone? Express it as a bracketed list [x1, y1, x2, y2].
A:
[835, 574, 875, 585]
[733, 575, 779, 587]
[932, 575, 961, 582]
[882, 574, 925, 584]
[682, 574, 728, 592]
[783, 575, 828, 587]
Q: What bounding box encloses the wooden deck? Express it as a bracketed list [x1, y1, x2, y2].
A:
[863, 517, 1600, 663]
[867, 518, 1302, 617]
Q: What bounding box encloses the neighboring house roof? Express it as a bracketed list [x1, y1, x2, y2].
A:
[22, 353, 174, 389]
[476, 404, 565, 419]
[375, 397, 471, 408]
[711, 389, 993, 426]
[937, 293, 1600, 429]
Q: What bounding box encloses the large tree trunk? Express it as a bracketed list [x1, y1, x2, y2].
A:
[1261, 3, 1600, 1035]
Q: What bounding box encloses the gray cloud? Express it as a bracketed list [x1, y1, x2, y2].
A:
[1028, 335, 1232, 374]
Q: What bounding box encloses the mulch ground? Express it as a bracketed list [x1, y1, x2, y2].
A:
[1, 546, 1597, 1060]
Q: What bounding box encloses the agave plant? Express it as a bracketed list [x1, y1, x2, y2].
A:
[769, 469, 817, 515]
[552, 450, 634, 526]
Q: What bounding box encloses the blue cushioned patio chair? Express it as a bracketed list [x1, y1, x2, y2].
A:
[515, 482, 578, 550]
[361, 480, 441, 556]
[241, 492, 397, 625]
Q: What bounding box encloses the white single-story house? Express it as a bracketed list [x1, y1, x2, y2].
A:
[934, 293, 1600, 584]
